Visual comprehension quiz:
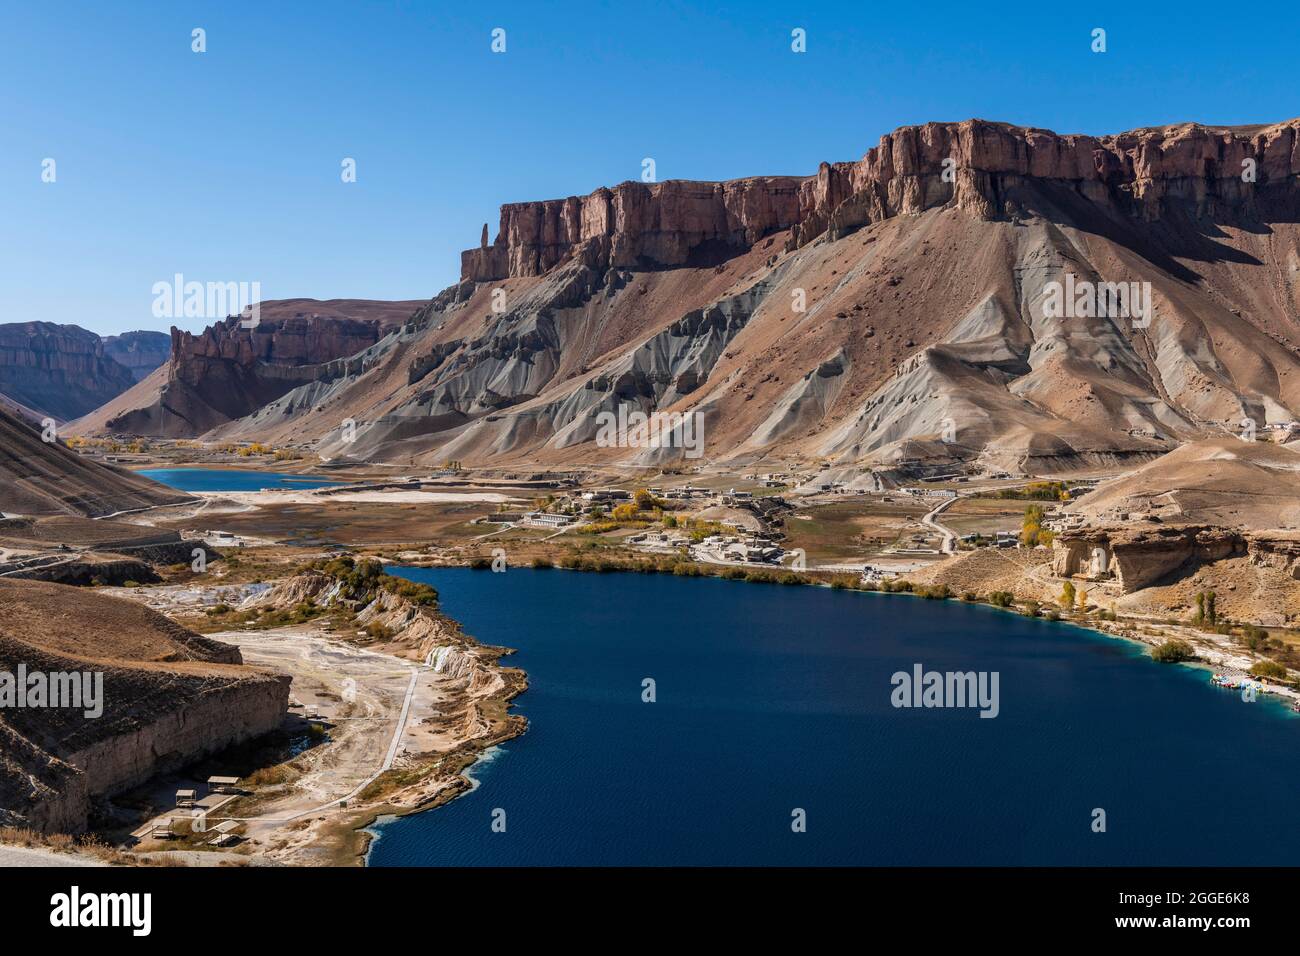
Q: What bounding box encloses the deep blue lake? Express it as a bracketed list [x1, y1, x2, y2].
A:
[138, 468, 343, 492]
[367, 567, 1299, 866]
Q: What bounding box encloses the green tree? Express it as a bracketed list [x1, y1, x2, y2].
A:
[1151, 639, 1195, 663]
[1249, 660, 1287, 680]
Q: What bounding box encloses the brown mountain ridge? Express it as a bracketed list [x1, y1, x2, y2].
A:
[74, 118, 1300, 479]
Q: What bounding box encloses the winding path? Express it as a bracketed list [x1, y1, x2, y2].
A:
[920, 494, 963, 554]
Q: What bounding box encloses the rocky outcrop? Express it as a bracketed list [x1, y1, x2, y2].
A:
[64, 670, 289, 798]
[1053, 524, 1246, 591]
[100, 315, 385, 436]
[1055, 523, 1300, 595]
[246, 570, 505, 691]
[241, 570, 344, 609]
[101, 331, 170, 382]
[0, 722, 88, 833]
[1, 554, 160, 586]
[77, 300, 428, 438]
[462, 177, 804, 281]
[791, 118, 1300, 245]
[1247, 531, 1300, 579]
[171, 313, 383, 369]
[0, 322, 137, 421]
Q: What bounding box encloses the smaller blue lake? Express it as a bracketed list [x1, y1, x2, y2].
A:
[138, 468, 344, 492]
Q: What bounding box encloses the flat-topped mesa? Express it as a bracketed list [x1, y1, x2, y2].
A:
[461, 177, 806, 282]
[462, 119, 1300, 282]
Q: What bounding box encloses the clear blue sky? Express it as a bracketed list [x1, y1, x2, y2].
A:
[5, 0, 1298, 336]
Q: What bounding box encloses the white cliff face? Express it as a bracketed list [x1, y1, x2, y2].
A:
[251, 571, 508, 694]
[240, 571, 345, 610]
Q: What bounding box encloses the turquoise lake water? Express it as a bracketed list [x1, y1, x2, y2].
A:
[138, 468, 343, 492]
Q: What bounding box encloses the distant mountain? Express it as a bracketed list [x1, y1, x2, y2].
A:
[74, 299, 428, 436]
[0, 322, 142, 422]
[77, 119, 1300, 480]
[101, 330, 170, 382]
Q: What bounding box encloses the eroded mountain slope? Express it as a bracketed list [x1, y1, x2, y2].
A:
[79, 119, 1300, 477]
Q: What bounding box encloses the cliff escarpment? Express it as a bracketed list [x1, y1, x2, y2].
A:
[0, 322, 138, 422]
[463, 119, 1300, 283]
[462, 176, 805, 281]
[73, 299, 428, 438]
[101, 330, 171, 383]
[791, 118, 1300, 245]
[0, 579, 289, 833]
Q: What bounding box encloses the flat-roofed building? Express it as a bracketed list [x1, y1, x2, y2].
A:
[207, 775, 240, 794]
[521, 512, 576, 529]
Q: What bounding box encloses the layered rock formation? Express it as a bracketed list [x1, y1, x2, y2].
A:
[243, 570, 489, 674]
[244, 569, 509, 719]
[78, 119, 1300, 477]
[790, 119, 1300, 245]
[1053, 524, 1245, 591]
[463, 119, 1300, 281]
[0, 516, 217, 584]
[1053, 523, 1300, 593]
[461, 177, 805, 281]
[0, 322, 138, 421]
[101, 330, 170, 382]
[74, 299, 428, 437]
[0, 579, 289, 832]
[1249, 531, 1300, 579]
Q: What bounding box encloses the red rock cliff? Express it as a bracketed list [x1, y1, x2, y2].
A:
[462, 118, 1300, 281]
[170, 313, 383, 372]
[462, 177, 805, 281]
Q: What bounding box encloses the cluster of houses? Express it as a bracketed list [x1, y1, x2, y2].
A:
[649, 485, 713, 501]
[958, 530, 1021, 549]
[580, 488, 633, 504]
[689, 532, 784, 565]
[901, 486, 960, 499]
[628, 529, 692, 550]
[1045, 512, 1088, 533]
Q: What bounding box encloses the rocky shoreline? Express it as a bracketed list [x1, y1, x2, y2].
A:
[84, 563, 528, 867]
